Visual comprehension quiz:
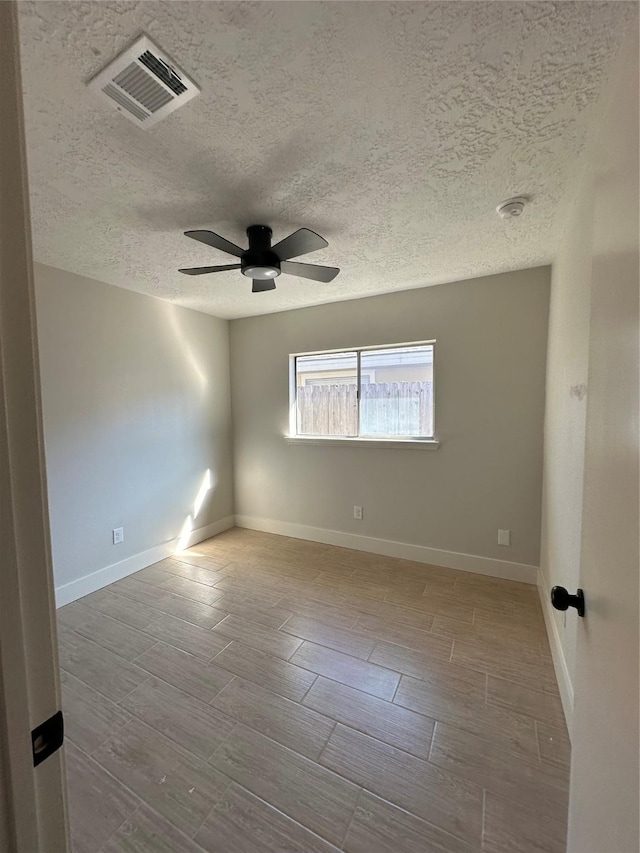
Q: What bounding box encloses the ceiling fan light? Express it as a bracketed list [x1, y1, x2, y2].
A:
[242, 265, 280, 280]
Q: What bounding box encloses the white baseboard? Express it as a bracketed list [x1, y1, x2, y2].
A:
[234, 514, 538, 585]
[54, 515, 235, 608]
[537, 568, 574, 735]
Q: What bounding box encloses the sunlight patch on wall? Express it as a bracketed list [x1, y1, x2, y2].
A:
[175, 515, 193, 553]
[193, 468, 213, 520]
[174, 468, 215, 553]
[164, 303, 208, 391]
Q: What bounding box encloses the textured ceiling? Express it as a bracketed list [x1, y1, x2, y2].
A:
[18, 1, 634, 319]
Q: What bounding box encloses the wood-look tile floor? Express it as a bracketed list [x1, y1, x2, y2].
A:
[58, 528, 570, 853]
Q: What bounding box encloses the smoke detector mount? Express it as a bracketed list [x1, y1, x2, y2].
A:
[496, 197, 529, 219]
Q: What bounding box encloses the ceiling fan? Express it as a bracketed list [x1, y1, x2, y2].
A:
[179, 225, 340, 292]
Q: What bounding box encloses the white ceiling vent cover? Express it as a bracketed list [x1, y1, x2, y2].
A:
[87, 35, 199, 128]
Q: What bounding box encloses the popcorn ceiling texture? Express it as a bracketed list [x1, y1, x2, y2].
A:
[18, 1, 634, 319]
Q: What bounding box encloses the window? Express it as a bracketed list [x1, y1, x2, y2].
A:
[291, 342, 435, 441]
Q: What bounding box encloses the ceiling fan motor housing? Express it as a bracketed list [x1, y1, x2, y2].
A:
[241, 225, 281, 279]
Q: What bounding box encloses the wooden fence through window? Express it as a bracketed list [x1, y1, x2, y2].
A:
[296, 381, 433, 436]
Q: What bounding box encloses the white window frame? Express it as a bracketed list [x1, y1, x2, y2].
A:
[287, 340, 439, 449]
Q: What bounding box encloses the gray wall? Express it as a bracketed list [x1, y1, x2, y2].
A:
[35, 263, 234, 593]
[230, 267, 550, 572]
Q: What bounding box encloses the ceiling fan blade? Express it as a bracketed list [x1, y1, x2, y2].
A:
[272, 228, 328, 261]
[178, 264, 241, 275]
[252, 279, 277, 293]
[184, 230, 245, 258]
[280, 260, 340, 282]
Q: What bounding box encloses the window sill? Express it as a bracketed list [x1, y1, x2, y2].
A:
[285, 436, 440, 450]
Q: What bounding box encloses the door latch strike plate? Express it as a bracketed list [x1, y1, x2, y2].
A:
[31, 710, 64, 767]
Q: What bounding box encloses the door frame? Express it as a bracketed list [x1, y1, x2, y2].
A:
[0, 2, 69, 849]
[566, 22, 640, 851]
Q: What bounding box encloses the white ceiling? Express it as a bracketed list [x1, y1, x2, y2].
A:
[18, 1, 633, 319]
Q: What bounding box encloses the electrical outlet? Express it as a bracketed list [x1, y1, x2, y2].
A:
[113, 527, 124, 545]
[497, 529, 510, 546]
[353, 506, 363, 520]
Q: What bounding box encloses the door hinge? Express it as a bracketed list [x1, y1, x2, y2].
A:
[31, 710, 64, 767]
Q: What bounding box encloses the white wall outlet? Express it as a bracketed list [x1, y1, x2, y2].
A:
[113, 527, 124, 545]
[497, 529, 510, 546]
[353, 506, 363, 520]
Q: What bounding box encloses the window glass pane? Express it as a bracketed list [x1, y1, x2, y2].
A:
[296, 352, 358, 436]
[359, 345, 434, 437]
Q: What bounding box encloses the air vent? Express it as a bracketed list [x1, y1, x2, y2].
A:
[87, 35, 199, 128]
